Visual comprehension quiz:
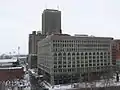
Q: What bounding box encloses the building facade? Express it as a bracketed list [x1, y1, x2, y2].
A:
[28, 54, 37, 69]
[112, 40, 120, 67]
[37, 34, 113, 85]
[42, 9, 61, 35]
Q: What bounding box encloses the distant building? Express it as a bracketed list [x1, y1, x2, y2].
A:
[42, 9, 62, 35]
[37, 34, 113, 85]
[28, 54, 37, 69]
[28, 31, 46, 54]
[28, 31, 46, 71]
[28, 9, 63, 70]
[18, 56, 27, 65]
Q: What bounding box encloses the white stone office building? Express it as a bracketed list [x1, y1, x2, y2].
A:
[37, 34, 113, 85]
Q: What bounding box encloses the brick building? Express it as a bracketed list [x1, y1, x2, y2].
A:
[112, 40, 120, 67]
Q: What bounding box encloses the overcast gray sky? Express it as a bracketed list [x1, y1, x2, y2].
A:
[0, 0, 120, 54]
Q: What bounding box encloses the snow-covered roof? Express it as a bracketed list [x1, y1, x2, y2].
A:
[0, 66, 23, 69]
[0, 57, 17, 63]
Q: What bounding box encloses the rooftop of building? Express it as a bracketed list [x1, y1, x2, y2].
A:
[38, 34, 113, 45]
[43, 34, 113, 41]
[43, 9, 60, 12]
[29, 31, 46, 37]
[114, 39, 120, 42]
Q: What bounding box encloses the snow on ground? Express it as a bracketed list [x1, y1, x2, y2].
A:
[42, 76, 120, 90]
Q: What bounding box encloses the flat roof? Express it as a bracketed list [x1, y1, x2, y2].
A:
[0, 57, 17, 63]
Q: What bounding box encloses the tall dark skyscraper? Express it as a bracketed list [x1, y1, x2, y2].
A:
[42, 9, 61, 35]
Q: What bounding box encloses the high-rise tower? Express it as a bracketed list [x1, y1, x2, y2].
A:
[42, 9, 61, 35]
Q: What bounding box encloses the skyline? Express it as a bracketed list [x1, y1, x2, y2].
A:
[0, 0, 120, 54]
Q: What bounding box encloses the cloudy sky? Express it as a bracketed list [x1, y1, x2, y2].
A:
[0, 0, 120, 54]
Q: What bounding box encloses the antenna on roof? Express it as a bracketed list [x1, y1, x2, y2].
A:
[45, 3, 47, 9]
[57, 5, 59, 10]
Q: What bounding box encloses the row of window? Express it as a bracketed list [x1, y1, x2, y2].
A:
[54, 59, 109, 64]
[53, 52, 110, 56]
[54, 63, 110, 68]
[53, 40, 110, 43]
[53, 48, 109, 52]
[53, 44, 110, 47]
[55, 56, 110, 60]
[53, 67, 107, 72]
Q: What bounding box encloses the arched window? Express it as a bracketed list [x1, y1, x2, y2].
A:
[85, 53, 87, 55]
[81, 53, 83, 56]
[89, 53, 92, 55]
[58, 53, 62, 56]
[97, 52, 99, 55]
[77, 53, 79, 56]
[100, 52, 103, 55]
[93, 52, 95, 55]
[68, 53, 71, 56]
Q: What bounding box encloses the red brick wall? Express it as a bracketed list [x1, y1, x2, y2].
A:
[0, 67, 24, 81]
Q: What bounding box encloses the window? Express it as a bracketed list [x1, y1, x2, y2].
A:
[72, 57, 75, 60]
[54, 61, 57, 64]
[63, 53, 66, 56]
[77, 65, 80, 67]
[72, 53, 75, 56]
[81, 64, 84, 67]
[68, 53, 71, 56]
[54, 53, 57, 56]
[81, 53, 83, 55]
[58, 53, 62, 56]
[77, 53, 79, 56]
[58, 65, 62, 68]
[59, 69, 62, 72]
[63, 57, 66, 60]
[54, 65, 57, 68]
[63, 61, 66, 64]
[85, 53, 87, 55]
[72, 65, 75, 67]
[77, 60, 80, 63]
[54, 57, 57, 60]
[77, 57, 79, 59]
[89, 60, 92, 63]
[58, 61, 62, 64]
[100, 52, 103, 55]
[68, 65, 71, 67]
[89, 53, 92, 55]
[89, 64, 92, 66]
[93, 56, 95, 59]
[85, 56, 87, 59]
[68, 57, 71, 60]
[93, 52, 95, 55]
[89, 56, 92, 59]
[63, 65, 66, 67]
